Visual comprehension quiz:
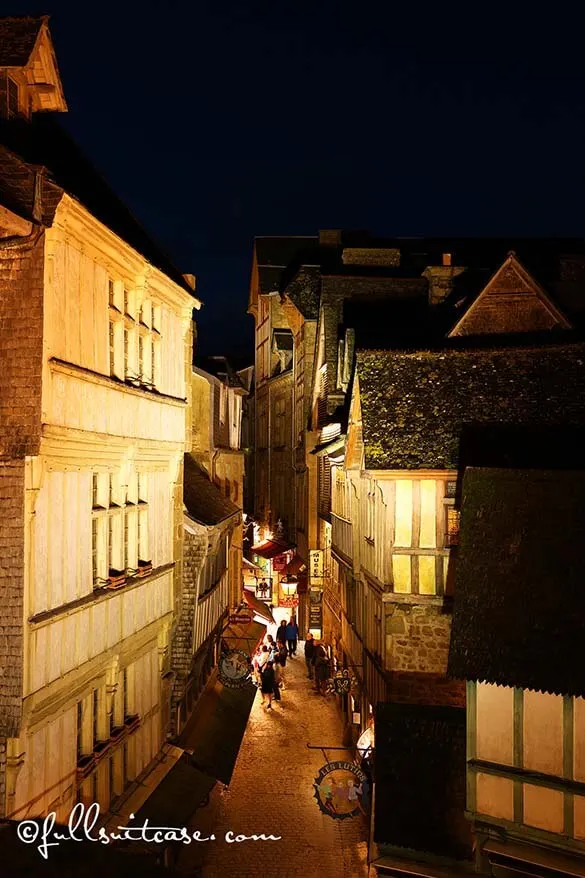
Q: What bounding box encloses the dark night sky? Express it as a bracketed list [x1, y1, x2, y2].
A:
[4, 2, 585, 361]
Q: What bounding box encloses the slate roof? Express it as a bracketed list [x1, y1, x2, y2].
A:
[183, 454, 239, 526]
[448, 468, 585, 697]
[357, 341, 585, 469]
[254, 236, 318, 294]
[281, 265, 321, 319]
[374, 702, 471, 860]
[195, 356, 247, 389]
[0, 116, 195, 296]
[0, 16, 44, 67]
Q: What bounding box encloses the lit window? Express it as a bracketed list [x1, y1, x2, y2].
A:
[92, 471, 148, 586]
[445, 506, 460, 548]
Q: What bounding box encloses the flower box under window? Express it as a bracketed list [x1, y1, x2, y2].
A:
[106, 569, 127, 589]
[136, 559, 152, 577]
[109, 725, 128, 745]
[93, 740, 111, 763]
[76, 754, 96, 780]
[124, 714, 140, 734]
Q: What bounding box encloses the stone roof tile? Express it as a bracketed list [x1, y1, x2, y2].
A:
[448, 468, 585, 697]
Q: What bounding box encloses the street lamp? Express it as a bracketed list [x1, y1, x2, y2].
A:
[280, 575, 298, 598]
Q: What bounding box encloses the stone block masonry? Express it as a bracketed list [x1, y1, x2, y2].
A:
[0, 233, 44, 459]
[0, 459, 25, 737]
[0, 232, 44, 741]
[385, 601, 465, 707]
[171, 528, 208, 714]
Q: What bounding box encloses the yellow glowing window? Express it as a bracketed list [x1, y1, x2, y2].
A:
[419, 481, 436, 548]
[392, 555, 411, 593]
[394, 480, 412, 547]
[418, 556, 436, 595]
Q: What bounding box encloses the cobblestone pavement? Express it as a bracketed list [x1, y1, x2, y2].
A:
[176, 645, 371, 878]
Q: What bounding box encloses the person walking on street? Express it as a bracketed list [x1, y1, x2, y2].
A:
[265, 634, 277, 660]
[313, 640, 329, 695]
[304, 632, 315, 679]
[285, 616, 299, 657]
[277, 620, 288, 651]
[273, 659, 282, 703]
[255, 644, 270, 685]
[260, 661, 276, 709]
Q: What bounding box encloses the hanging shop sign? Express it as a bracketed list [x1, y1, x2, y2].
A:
[309, 602, 323, 630]
[326, 669, 356, 697]
[313, 761, 369, 819]
[309, 549, 324, 582]
[279, 596, 299, 609]
[218, 649, 253, 689]
[229, 613, 252, 625]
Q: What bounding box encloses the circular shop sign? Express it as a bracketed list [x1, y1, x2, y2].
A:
[327, 669, 354, 696]
[313, 760, 369, 819]
[218, 649, 253, 689]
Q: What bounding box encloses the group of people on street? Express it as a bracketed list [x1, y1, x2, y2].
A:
[304, 632, 331, 695]
[252, 619, 333, 709]
[252, 617, 299, 709]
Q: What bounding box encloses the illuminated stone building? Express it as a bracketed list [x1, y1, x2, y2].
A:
[0, 16, 198, 819]
[448, 467, 585, 876]
[250, 230, 585, 870]
[171, 358, 246, 733]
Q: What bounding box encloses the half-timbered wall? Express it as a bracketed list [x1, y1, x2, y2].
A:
[3, 194, 194, 820]
[469, 682, 585, 848]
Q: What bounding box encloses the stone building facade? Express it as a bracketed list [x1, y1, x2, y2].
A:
[0, 16, 198, 819]
[248, 230, 585, 871]
[171, 361, 245, 734]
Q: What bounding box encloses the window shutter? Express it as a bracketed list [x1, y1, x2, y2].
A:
[318, 456, 331, 521]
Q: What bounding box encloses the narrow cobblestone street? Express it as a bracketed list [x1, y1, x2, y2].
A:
[176, 644, 371, 877]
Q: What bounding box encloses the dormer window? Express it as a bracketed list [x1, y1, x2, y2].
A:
[7, 76, 19, 117]
[1, 73, 20, 119]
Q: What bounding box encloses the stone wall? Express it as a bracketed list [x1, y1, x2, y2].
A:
[0, 231, 44, 739]
[171, 526, 207, 707]
[385, 601, 464, 707]
[0, 736, 6, 817]
[0, 232, 44, 459]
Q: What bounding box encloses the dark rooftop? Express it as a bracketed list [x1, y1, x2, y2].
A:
[0, 116, 195, 297]
[356, 341, 585, 470]
[281, 265, 321, 319]
[183, 454, 239, 526]
[448, 468, 585, 698]
[374, 702, 471, 860]
[0, 16, 43, 67]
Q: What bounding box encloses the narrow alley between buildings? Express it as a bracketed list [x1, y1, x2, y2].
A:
[176, 646, 371, 878]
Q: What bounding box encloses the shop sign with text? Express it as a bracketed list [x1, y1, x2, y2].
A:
[313, 761, 369, 819]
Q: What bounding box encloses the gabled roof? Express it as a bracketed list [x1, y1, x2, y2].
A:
[449, 252, 572, 337]
[183, 454, 239, 527]
[0, 16, 44, 67]
[281, 265, 321, 319]
[356, 341, 585, 470]
[0, 16, 67, 113]
[254, 236, 318, 295]
[448, 468, 585, 697]
[0, 116, 196, 297]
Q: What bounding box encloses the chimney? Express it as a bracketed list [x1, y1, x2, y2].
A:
[319, 229, 342, 247]
[422, 259, 465, 307]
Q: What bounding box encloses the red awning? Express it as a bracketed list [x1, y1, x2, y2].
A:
[282, 555, 307, 576]
[251, 539, 293, 560]
[243, 588, 276, 625]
